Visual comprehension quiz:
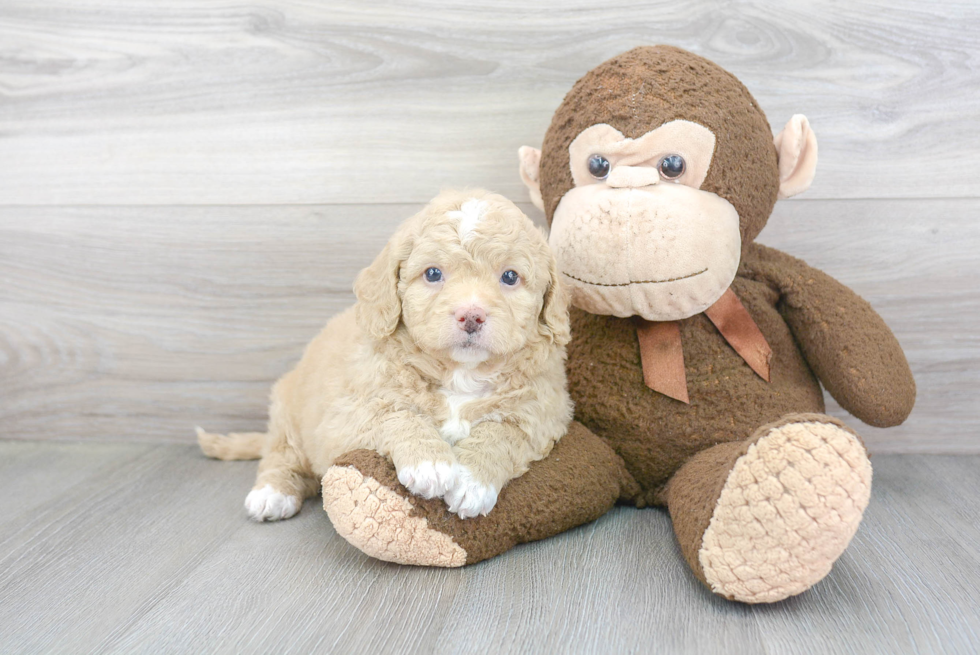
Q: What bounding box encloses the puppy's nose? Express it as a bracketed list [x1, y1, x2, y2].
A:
[455, 306, 486, 334]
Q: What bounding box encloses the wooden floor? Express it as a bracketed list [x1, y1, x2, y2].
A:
[0, 441, 977, 654]
[2, 1, 979, 653]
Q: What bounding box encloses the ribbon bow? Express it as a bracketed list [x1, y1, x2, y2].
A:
[634, 288, 772, 403]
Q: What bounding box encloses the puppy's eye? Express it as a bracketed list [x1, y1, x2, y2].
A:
[500, 270, 520, 286]
[424, 267, 443, 283]
[588, 154, 610, 180]
[658, 154, 686, 180]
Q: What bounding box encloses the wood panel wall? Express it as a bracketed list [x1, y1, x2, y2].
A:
[1, 0, 977, 451]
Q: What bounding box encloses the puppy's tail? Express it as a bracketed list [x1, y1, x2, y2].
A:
[196, 427, 266, 461]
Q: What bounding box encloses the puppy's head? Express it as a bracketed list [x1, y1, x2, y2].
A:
[354, 190, 569, 364]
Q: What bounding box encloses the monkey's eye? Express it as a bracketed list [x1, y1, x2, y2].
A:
[500, 270, 520, 286]
[658, 154, 686, 180]
[424, 267, 443, 283]
[588, 154, 611, 180]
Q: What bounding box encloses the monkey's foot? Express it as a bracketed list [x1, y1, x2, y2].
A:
[698, 417, 872, 603]
[321, 423, 629, 568]
[322, 451, 466, 567]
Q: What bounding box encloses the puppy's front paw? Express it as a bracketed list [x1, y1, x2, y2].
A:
[444, 466, 498, 519]
[245, 485, 301, 521]
[397, 461, 456, 499]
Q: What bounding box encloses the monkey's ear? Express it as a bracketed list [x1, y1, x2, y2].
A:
[774, 115, 818, 199]
[538, 253, 571, 346]
[353, 233, 411, 340]
[518, 146, 545, 212]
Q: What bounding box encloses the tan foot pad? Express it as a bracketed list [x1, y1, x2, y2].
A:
[322, 465, 466, 567]
[699, 421, 872, 603]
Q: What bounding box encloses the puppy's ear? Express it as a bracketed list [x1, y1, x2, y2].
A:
[353, 232, 412, 340]
[538, 254, 571, 346]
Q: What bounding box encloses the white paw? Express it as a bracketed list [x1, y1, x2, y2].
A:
[397, 461, 456, 499]
[244, 485, 301, 521]
[444, 466, 498, 519]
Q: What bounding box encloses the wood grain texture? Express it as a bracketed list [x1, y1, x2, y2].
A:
[1, 3, 975, 651]
[0, 0, 978, 204]
[0, 442, 977, 654]
[1, 199, 976, 451]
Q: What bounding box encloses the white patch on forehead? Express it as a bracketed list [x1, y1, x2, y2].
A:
[448, 199, 488, 243]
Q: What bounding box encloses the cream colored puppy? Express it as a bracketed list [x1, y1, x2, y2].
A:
[199, 190, 572, 520]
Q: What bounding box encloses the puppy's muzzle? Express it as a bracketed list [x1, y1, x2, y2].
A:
[455, 306, 486, 335]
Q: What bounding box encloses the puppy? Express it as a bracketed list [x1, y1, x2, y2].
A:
[199, 190, 573, 520]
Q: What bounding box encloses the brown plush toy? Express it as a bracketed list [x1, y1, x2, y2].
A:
[321, 46, 915, 603]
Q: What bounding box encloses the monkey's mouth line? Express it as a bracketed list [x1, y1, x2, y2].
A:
[561, 268, 708, 287]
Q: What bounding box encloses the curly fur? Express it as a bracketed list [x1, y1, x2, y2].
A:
[199, 189, 573, 520]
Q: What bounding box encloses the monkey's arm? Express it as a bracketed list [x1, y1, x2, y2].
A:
[744, 243, 915, 427]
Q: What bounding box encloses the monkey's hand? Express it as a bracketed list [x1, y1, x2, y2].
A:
[747, 243, 915, 427]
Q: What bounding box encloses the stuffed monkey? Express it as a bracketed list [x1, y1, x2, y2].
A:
[321, 46, 915, 603]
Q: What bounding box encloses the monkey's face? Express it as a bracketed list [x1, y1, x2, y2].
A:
[519, 47, 818, 322]
[548, 121, 741, 321]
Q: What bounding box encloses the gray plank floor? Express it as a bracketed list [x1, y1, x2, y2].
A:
[0, 440, 977, 654]
[2, 2, 979, 654]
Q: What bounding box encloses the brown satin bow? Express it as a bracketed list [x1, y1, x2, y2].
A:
[634, 288, 772, 403]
